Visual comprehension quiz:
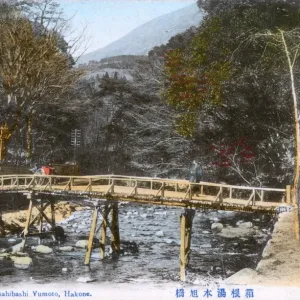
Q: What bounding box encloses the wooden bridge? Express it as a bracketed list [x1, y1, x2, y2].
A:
[0, 174, 295, 281]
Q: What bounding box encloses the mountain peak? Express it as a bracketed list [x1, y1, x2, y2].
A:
[77, 3, 204, 65]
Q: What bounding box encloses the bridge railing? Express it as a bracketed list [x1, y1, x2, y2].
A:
[0, 174, 293, 207]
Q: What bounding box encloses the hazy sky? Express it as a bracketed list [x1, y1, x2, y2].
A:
[60, 0, 196, 55]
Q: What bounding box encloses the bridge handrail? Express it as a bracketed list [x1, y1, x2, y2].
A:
[0, 174, 287, 193]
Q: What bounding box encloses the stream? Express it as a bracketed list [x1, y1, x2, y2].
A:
[0, 202, 275, 285]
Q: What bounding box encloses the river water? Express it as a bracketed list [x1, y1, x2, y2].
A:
[0, 203, 274, 286]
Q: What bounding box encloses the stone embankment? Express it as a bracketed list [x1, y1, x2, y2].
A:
[224, 208, 300, 287]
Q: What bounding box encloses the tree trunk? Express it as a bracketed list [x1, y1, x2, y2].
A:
[26, 113, 32, 160]
[280, 30, 300, 205]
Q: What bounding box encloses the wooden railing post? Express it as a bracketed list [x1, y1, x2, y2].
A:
[286, 185, 291, 205]
[111, 179, 115, 193]
[89, 178, 92, 192]
[161, 182, 165, 197]
[261, 190, 264, 202]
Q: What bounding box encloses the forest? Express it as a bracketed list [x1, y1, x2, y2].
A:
[1, 0, 300, 188]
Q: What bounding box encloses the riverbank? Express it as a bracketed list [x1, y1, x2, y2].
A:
[1, 201, 86, 235]
[224, 208, 300, 287]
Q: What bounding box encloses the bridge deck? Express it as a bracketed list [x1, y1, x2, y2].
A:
[0, 174, 293, 213]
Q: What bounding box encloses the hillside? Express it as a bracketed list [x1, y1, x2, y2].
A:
[77, 3, 204, 65]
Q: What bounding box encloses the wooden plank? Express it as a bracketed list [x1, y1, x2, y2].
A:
[84, 207, 98, 265]
[180, 209, 195, 281]
[100, 205, 108, 259]
[180, 213, 186, 282]
[21, 194, 33, 251]
[110, 203, 120, 252]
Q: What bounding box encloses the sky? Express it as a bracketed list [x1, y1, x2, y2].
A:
[59, 0, 196, 56]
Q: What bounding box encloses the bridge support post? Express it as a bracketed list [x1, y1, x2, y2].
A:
[38, 199, 44, 245]
[110, 203, 120, 252]
[84, 206, 99, 265]
[180, 209, 195, 282]
[21, 192, 34, 252]
[100, 204, 109, 259]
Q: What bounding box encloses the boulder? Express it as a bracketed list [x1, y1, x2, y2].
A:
[11, 256, 33, 269]
[225, 268, 257, 284]
[75, 240, 88, 248]
[211, 223, 223, 233]
[35, 245, 53, 254]
[218, 227, 255, 238]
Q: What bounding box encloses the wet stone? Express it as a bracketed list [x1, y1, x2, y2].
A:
[155, 230, 164, 237]
[35, 245, 53, 254]
[75, 240, 88, 248]
[12, 256, 32, 269]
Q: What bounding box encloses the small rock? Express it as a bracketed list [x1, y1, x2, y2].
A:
[72, 224, 78, 228]
[75, 240, 88, 249]
[202, 231, 210, 234]
[15, 252, 28, 257]
[155, 230, 164, 237]
[200, 244, 212, 248]
[10, 242, 24, 254]
[75, 207, 84, 211]
[77, 225, 86, 230]
[164, 239, 175, 244]
[133, 212, 139, 215]
[237, 221, 253, 228]
[12, 256, 33, 269]
[127, 212, 133, 215]
[62, 268, 68, 272]
[35, 245, 53, 254]
[211, 223, 223, 233]
[0, 253, 10, 259]
[59, 246, 74, 252]
[76, 276, 96, 283]
[141, 214, 148, 218]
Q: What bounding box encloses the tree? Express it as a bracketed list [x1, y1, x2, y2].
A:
[251, 27, 300, 201]
[164, 1, 300, 186]
[0, 14, 83, 160]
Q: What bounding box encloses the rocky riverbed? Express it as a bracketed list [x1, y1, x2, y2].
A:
[0, 202, 275, 286]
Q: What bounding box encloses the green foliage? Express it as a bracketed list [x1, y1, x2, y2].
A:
[164, 1, 300, 137]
